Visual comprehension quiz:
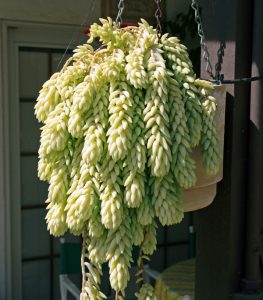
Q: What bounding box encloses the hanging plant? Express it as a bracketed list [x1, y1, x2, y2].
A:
[164, 3, 201, 74]
[35, 17, 220, 299]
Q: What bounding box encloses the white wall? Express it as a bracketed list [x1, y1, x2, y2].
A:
[0, 0, 100, 25]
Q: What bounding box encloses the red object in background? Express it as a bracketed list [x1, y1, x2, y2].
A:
[83, 28, 90, 35]
[83, 22, 137, 35]
[120, 22, 137, 28]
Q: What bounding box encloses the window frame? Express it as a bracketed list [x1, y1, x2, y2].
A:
[0, 20, 85, 300]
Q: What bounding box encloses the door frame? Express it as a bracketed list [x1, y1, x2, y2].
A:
[0, 20, 85, 300]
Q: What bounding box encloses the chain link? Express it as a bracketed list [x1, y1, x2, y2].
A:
[210, 75, 263, 85]
[191, 0, 214, 79]
[116, 0, 125, 28]
[215, 41, 226, 80]
[190, 0, 263, 84]
[155, 0, 163, 40]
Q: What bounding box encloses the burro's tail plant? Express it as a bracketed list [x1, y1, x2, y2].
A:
[35, 18, 220, 299]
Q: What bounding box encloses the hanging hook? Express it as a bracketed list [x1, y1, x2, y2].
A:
[154, 0, 163, 41]
[116, 0, 125, 28]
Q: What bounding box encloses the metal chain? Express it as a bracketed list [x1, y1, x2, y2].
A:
[190, 0, 263, 85]
[210, 75, 263, 85]
[215, 41, 226, 81]
[155, 0, 163, 40]
[191, 0, 214, 79]
[116, 0, 125, 28]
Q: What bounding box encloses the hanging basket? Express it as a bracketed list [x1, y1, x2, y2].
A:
[183, 84, 226, 211]
[34, 15, 226, 299]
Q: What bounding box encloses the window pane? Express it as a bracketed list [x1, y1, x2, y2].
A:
[53, 257, 60, 299]
[21, 208, 50, 258]
[21, 156, 48, 206]
[22, 259, 50, 300]
[51, 52, 71, 73]
[157, 223, 165, 244]
[167, 213, 190, 243]
[19, 50, 49, 99]
[167, 244, 189, 267]
[149, 247, 165, 272]
[53, 233, 81, 256]
[20, 102, 41, 153]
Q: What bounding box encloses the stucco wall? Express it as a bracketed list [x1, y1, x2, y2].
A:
[0, 0, 100, 25]
[0, 0, 187, 25]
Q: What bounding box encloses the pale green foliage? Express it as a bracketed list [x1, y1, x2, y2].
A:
[199, 87, 221, 174]
[144, 48, 172, 177]
[136, 283, 157, 300]
[126, 49, 148, 89]
[163, 35, 203, 147]
[35, 18, 220, 298]
[46, 200, 67, 236]
[108, 80, 134, 161]
[106, 212, 133, 293]
[141, 221, 157, 255]
[99, 155, 123, 229]
[82, 260, 107, 300]
[124, 89, 146, 208]
[35, 73, 61, 123]
[130, 210, 144, 246]
[168, 75, 196, 188]
[152, 172, 183, 226]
